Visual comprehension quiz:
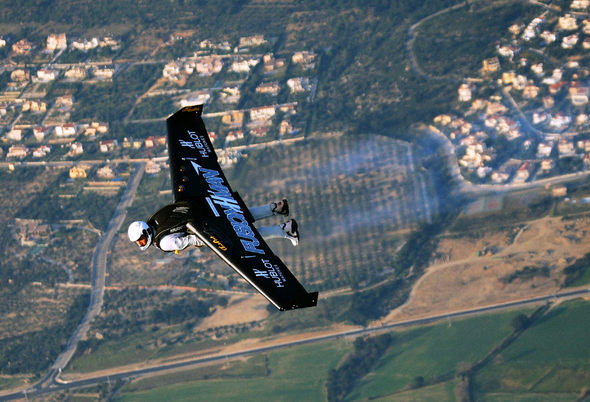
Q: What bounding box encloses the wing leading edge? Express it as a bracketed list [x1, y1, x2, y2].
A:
[166, 105, 318, 310]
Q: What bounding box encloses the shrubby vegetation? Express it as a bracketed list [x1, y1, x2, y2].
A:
[71, 64, 161, 122]
[326, 333, 393, 402]
[17, 172, 120, 231]
[500, 265, 550, 284]
[0, 292, 89, 374]
[563, 253, 590, 287]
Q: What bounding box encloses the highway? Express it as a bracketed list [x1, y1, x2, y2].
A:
[1, 286, 588, 401]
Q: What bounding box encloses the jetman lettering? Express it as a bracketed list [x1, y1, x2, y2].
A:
[197, 166, 265, 255]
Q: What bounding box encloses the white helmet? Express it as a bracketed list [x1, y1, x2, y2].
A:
[128, 221, 152, 251]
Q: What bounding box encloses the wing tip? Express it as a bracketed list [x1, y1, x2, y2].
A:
[281, 291, 319, 311]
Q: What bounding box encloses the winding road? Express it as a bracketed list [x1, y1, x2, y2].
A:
[31, 162, 146, 391]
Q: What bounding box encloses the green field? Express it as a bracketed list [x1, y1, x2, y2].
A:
[473, 300, 590, 400]
[116, 340, 349, 401]
[112, 300, 590, 401]
[347, 311, 524, 400]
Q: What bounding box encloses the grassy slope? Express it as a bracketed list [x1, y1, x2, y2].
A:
[473, 299, 590, 399]
[114, 300, 590, 401]
[116, 340, 348, 402]
[348, 310, 523, 400]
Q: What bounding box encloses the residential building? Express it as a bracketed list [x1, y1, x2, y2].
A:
[434, 114, 452, 126]
[226, 131, 244, 142]
[92, 67, 114, 79]
[262, 53, 285, 72]
[509, 23, 524, 36]
[55, 95, 74, 109]
[230, 57, 259, 73]
[99, 36, 120, 49]
[195, 56, 223, 76]
[99, 139, 118, 152]
[97, 165, 115, 179]
[238, 35, 266, 48]
[199, 39, 231, 51]
[562, 34, 579, 49]
[36, 69, 58, 82]
[6, 128, 22, 141]
[33, 126, 49, 141]
[523, 85, 540, 99]
[250, 106, 275, 121]
[256, 81, 280, 95]
[292, 51, 316, 68]
[537, 142, 554, 158]
[287, 77, 311, 93]
[55, 123, 76, 137]
[67, 143, 83, 156]
[549, 113, 572, 130]
[552, 185, 567, 197]
[250, 127, 269, 137]
[497, 45, 520, 59]
[483, 57, 500, 72]
[22, 100, 47, 113]
[46, 33, 67, 51]
[180, 93, 211, 107]
[10, 69, 29, 82]
[12, 39, 33, 54]
[558, 14, 578, 30]
[571, 0, 589, 9]
[540, 31, 557, 44]
[7, 145, 28, 158]
[491, 171, 510, 183]
[145, 160, 161, 174]
[65, 66, 87, 80]
[32, 145, 51, 158]
[71, 37, 99, 51]
[279, 120, 294, 135]
[221, 110, 244, 127]
[220, 86, 240, 103]
[570, 86, 589, 106]
[558, 139, 575, 157]
[69, 166, 87, 178]
[458, 83, 472, 102]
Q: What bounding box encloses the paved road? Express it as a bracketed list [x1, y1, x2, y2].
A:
[30, 162, 146, 392]
[2, 287, 588, 401]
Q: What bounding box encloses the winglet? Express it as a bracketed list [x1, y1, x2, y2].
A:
[179, 104, 203, 116]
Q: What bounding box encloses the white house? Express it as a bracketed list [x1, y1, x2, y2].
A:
[55, 123, 77, 137]
[250, 106, 275, 121]
[558, 14, 578, 30]
[458, 83, 472, 102]
[7, 145, 28, 158]
[46, 33, 67, 51]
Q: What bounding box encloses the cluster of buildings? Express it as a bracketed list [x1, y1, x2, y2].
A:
[1, 30, 316, 167]
[434, 4, 590, 184]
[160, 34, 315, 145]
[5, 33, 121, 55]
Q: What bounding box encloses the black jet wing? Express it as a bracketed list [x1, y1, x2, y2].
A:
[166, 105, 318, 310]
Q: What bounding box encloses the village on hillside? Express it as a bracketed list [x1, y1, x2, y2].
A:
[0, 32, 318, 182]
[432, 1, 590, 184]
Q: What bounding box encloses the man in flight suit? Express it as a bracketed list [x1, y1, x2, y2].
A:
[128, 199, 299, 252]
